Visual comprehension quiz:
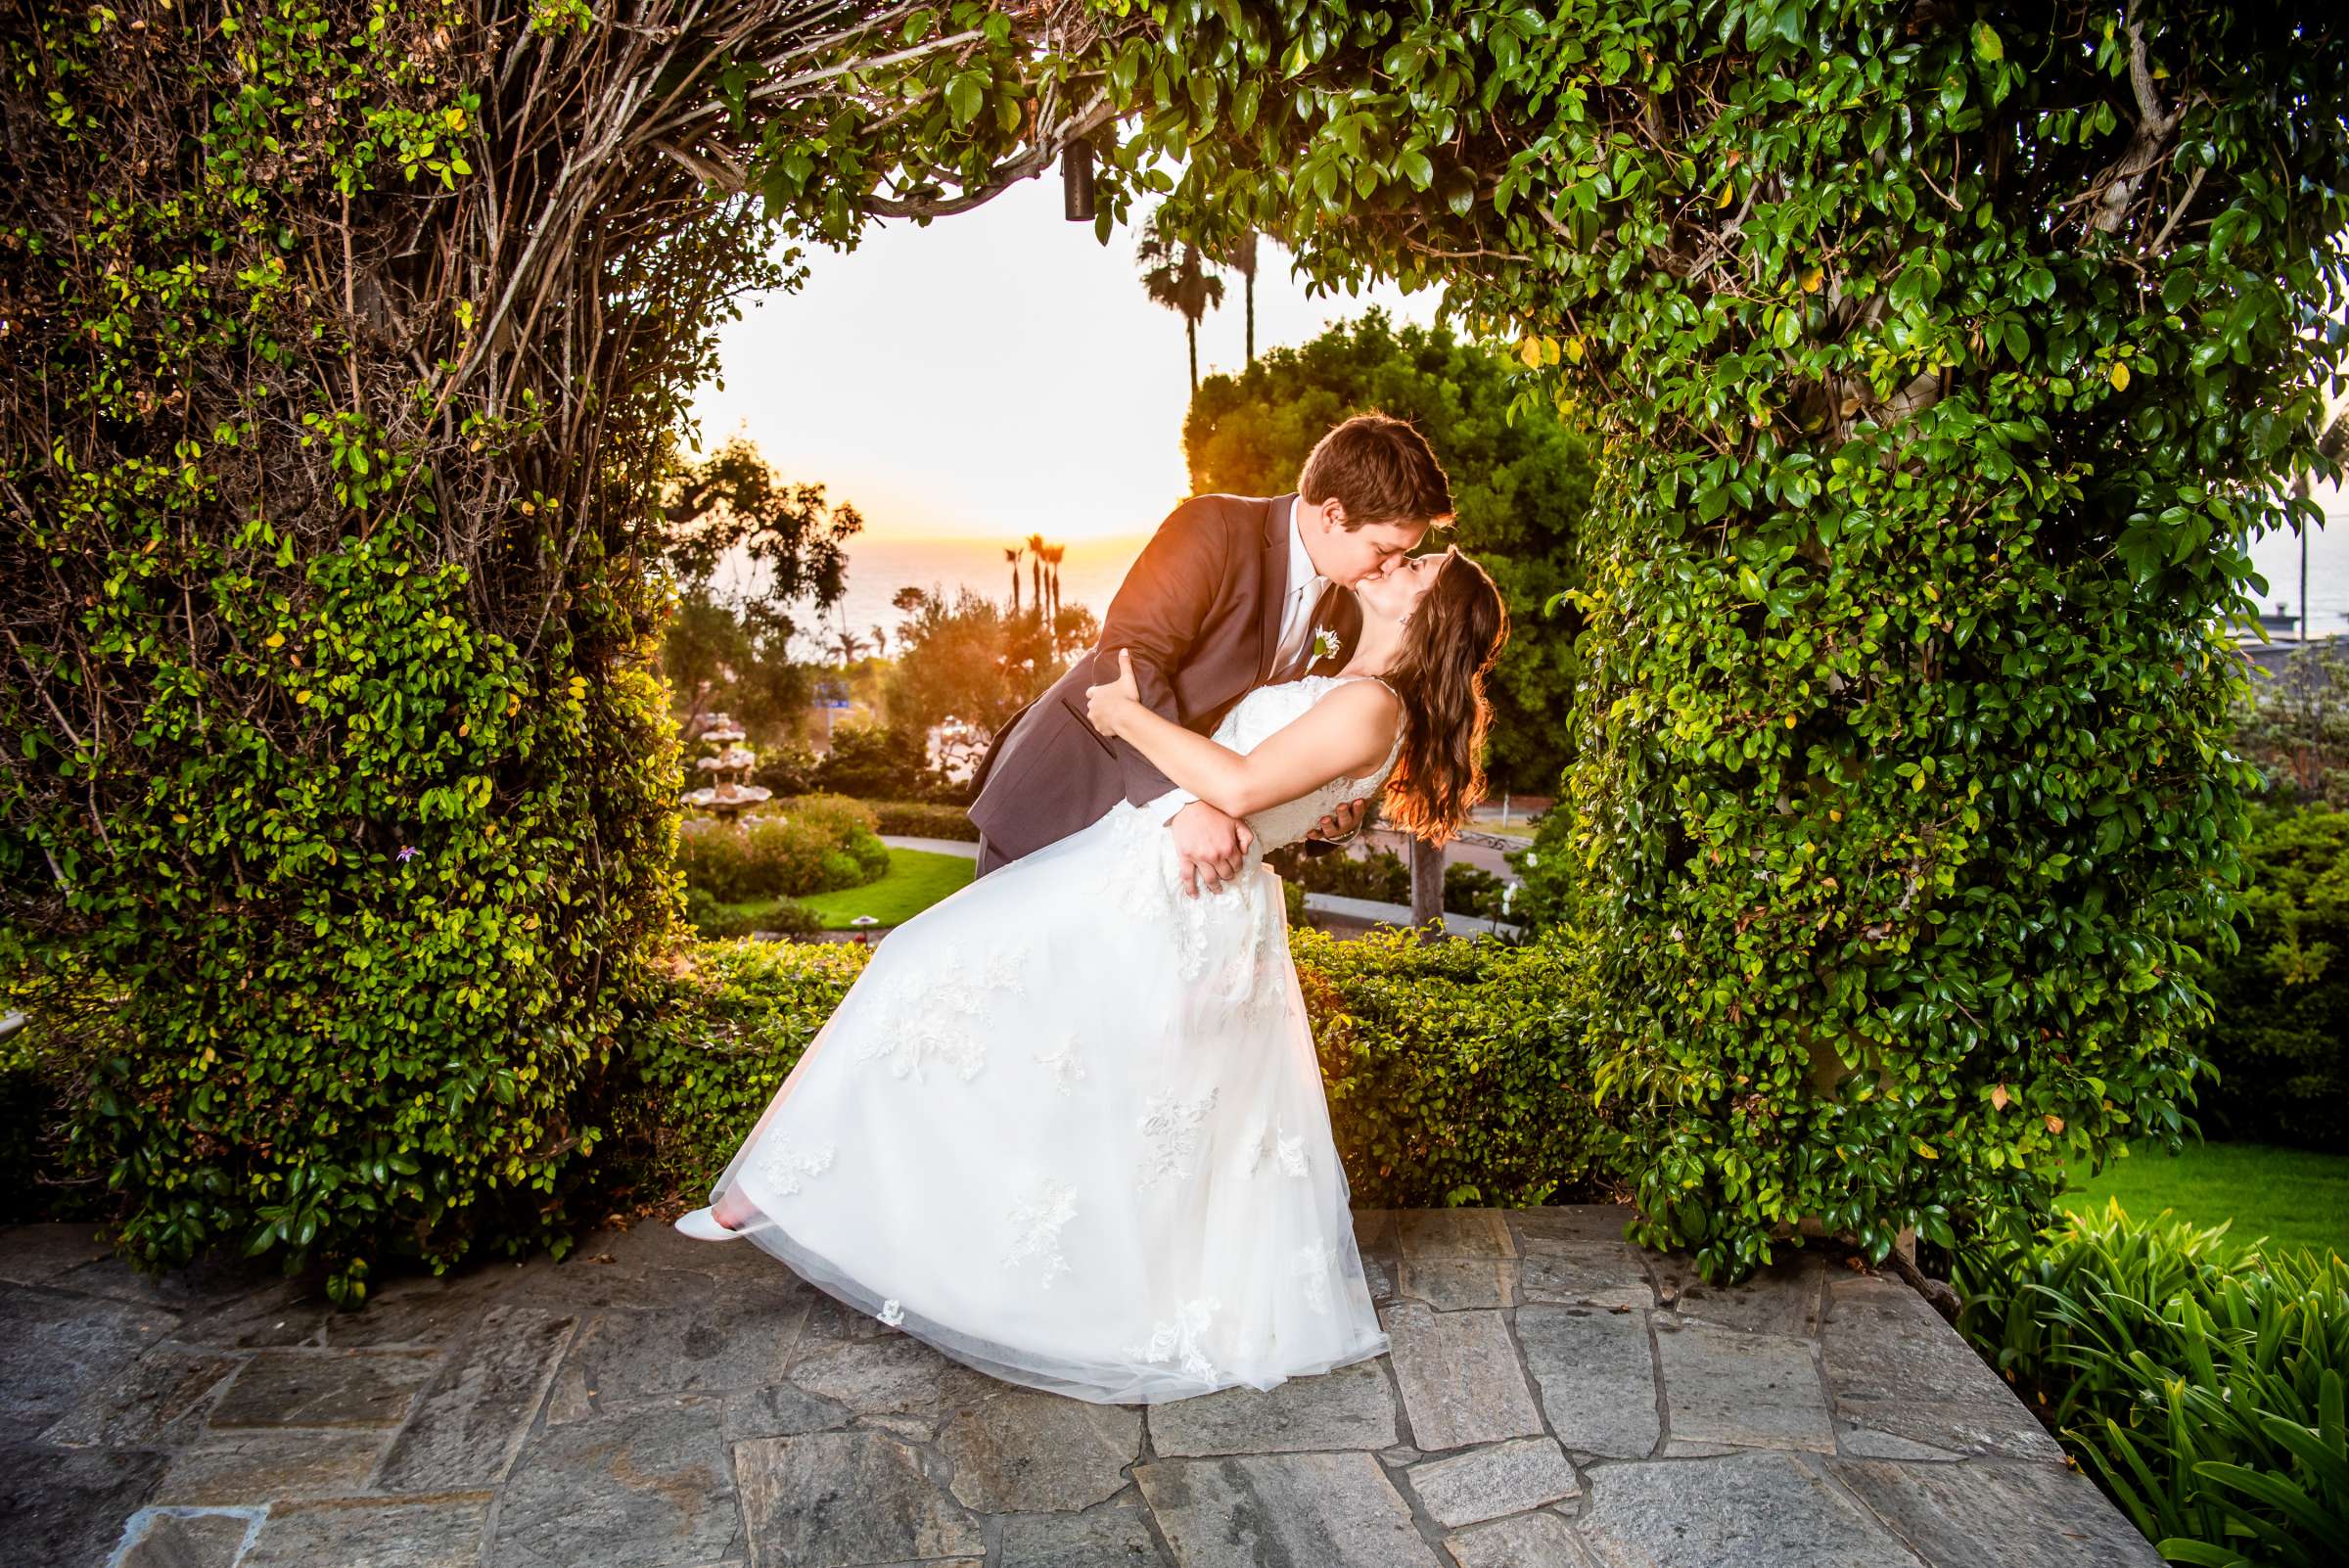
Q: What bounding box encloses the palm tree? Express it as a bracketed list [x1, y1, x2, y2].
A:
[1043, 543, 1066, 621]
[826, 602, 864, 669]
[870, 624, 888, 659]
[1005, 545, 1023, 613]
[1136, 208, 1225, 393]
[1027, 532, 1047, 617]
[1220, 231, 1260, 365]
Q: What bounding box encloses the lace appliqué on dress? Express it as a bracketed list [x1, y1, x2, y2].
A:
[1125, 1294, 1223, 1383]
[852, 937, 1033, 1084]
[1033, 1032, 1087, 1096]
[1246, 1115, 1308, 1179]
[755, 1138, 836, 1195]
[1002, 1176, 1078, 1288]
[1136, 1086, 1220, 1189]
[1291, 1241, 1340, 1314]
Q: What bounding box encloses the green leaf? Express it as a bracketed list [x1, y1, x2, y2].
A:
[945, 71, 983, 130]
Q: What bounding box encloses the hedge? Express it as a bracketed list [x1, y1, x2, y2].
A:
[618, 930, 1603, 1215]
[2187, 802, 2349, 1151]
[675, 794, 890, 903]
[863, 801, 982, 842]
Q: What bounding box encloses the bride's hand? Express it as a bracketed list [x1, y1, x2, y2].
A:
[1084, 648, 1142, 738]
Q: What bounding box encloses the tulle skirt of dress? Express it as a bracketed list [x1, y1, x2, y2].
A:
[703, 800, 1390, 1405]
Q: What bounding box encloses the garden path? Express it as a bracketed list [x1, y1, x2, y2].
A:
[0, 1208, 2159, 1568]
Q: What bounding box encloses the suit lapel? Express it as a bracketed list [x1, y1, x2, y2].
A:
[1255, 493, 1297, 685]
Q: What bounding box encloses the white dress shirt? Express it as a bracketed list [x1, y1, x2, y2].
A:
[1270, 503, 1328, 679]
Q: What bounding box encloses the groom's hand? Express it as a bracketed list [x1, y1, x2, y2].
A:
[1170, 801, 1252, 898]
[1304, 796, 1372, 846]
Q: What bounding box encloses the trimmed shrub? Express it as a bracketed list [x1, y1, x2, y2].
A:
[1272, 846, 1410, 905]
[2188, 802, 2349, 1151]
[809, 721, 947, 802]
[616, 940, 874, 1205]
[866, 801, 982, 842]
[1293, 928, 1603, 1209]
[1958, 1202, 2348, 1565]
[682, 889, 820, 942]
[675, 796, 888, 904]
[764, 793, 885, 847]
[622, 931, 1602, 1216]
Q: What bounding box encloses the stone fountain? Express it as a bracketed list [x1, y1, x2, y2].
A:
[684, 712, 771, 818]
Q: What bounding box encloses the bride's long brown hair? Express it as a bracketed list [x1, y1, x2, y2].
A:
[1378, 550, 1509, 845]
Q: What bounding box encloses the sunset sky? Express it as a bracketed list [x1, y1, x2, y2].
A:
[679, 170, 2349, 636]
[683, 172, 1445, 544]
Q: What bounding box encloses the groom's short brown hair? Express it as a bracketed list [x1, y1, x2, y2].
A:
[1298, 412, 1455, 530]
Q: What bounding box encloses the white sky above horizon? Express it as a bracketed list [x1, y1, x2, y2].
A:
[681, 172, 1446, 544]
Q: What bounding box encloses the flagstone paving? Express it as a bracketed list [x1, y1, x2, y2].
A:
[0, 1207, 2163, 1568]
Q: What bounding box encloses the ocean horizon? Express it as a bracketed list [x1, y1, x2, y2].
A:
[741, 482, 2349, 663]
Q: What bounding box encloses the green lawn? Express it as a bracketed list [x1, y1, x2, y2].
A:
[2057, 1140, 2349, 1262]
[792, 848, 974, 929]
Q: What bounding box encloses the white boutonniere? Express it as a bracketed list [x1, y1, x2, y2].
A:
[1313, 627, 1341, 663]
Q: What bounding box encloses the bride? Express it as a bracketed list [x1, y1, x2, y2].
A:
[675, 544, 1509, 1404]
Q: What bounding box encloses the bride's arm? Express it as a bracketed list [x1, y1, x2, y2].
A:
[1083, 651, 1398, 819]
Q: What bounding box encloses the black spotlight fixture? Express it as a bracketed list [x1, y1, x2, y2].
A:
[1062, 137, 1095, 222]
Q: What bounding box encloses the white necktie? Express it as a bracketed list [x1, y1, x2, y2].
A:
[1280, 576, 1325, 674]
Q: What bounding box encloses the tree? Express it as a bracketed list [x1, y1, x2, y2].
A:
[1005, 545, 1023, 613]
[657, 435, 854, 746]
[1028, 532, 1047, 613]
[809, 719, 944, 801]
[662, 434, 860, 649]
[659, 583, 812, 745]
[2233, 642, 2349, 807]
[1187, 309, 1593, 798]
[884, 585, 1097, 778]
[1221, 230, 1261, 364]
[1136, 207, 1226, 392]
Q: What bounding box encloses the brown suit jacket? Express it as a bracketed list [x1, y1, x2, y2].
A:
[966, 492, 1362, 874]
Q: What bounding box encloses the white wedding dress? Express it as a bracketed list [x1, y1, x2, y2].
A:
[701, 673, 1400, 1404]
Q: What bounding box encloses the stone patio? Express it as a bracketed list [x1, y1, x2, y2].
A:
[0, 1207, 2162, 1568]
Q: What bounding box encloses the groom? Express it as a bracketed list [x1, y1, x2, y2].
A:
[967, 412, 1455, 895]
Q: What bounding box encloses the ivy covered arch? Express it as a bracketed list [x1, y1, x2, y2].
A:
[6, 0, 2345, 1294]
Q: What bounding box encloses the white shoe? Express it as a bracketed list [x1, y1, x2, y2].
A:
[673, 1206, 741, 1242]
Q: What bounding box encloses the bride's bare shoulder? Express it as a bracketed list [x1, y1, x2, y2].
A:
[1315, 675, 1405, 750]
[1324, 674, 1403, 716]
